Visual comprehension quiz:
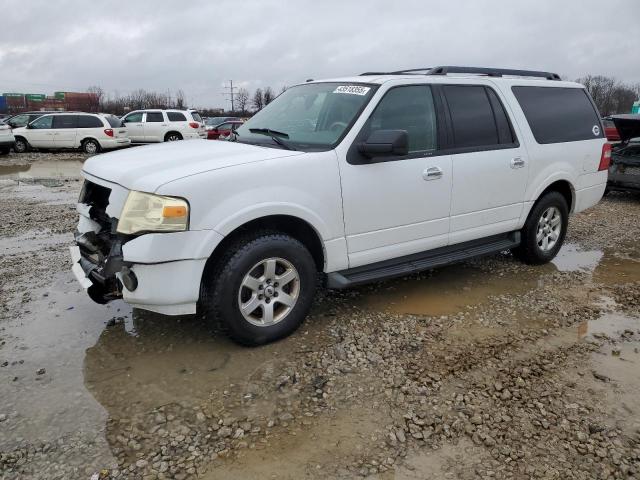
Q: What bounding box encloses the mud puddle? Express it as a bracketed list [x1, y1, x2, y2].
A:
[0, 159, 83, 181]
[356, 243, 640, 317]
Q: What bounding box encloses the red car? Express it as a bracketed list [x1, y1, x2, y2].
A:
[207, 120, 243, 140]
[603, 118, 621, 142]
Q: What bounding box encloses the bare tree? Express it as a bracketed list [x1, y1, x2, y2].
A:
[263, 87, 275, 105]
[236, 88, 250, 115]
[86, 85, 104, 112]
[175, 89, 186, 109]
[252, 88, 264, 111]
[577, 75, 639, 116]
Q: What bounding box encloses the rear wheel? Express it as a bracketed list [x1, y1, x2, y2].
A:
[13, 137, 28, 153]
[200, 231, 317, 346]
[513, 191, 568, 264]
[165, 132, 182, 142]
[82, 139, 100, 154]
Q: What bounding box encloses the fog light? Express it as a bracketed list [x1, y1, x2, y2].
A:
[121, 267, 138, 291]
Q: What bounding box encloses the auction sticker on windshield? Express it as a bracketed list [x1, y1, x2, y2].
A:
[333, 85, 371, 95]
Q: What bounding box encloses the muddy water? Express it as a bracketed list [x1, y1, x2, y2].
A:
[356, 243, 640, 317]
[0, 159, 83, 180]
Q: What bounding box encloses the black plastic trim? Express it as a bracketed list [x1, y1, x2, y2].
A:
[327, 232, 520, 289]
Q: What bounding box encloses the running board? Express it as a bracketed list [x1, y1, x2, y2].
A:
[327, 232, 520, 289]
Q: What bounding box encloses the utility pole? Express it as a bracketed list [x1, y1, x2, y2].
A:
[220, 80, 237, 112]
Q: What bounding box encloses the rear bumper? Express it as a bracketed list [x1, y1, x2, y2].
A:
[608, 163, 640, 192]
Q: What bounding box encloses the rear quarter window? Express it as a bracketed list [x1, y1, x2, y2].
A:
[512, 86, 603, 144]
[77, 115, 104, 128]
[167, 112, 187, 122]
[190, 111, 203, 122]
[106, 115, 122, 128]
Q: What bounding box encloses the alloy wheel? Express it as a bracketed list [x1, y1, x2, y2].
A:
[237, 257, 300, 327]
[536, 206, 562, 252]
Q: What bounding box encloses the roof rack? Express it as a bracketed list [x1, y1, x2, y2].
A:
[360, 66, 561, 81]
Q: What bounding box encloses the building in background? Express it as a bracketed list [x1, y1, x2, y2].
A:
[0, 91, 99, 114]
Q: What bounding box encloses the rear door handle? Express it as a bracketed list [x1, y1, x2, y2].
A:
[423, 166, 443, 180]
[511, 157, 525, 169]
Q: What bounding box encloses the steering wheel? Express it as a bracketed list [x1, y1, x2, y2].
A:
[329, 121, 348, 132]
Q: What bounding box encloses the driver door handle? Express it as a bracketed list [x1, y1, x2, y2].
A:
[423, 166, 443, 181]
[511, 157, 525, 169]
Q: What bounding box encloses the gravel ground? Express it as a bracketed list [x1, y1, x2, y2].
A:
[1, 152, 639, 480]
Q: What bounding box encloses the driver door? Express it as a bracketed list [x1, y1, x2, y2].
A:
[338, 85, 452, 268]
[122, 112, 144, 142]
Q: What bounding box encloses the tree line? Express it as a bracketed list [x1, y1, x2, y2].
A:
[575, 75, 640, 116]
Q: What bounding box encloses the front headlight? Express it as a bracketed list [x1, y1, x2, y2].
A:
[116, 191, 189, 235]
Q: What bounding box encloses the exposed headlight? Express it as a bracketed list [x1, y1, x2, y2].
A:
[117, 191, 189, 235]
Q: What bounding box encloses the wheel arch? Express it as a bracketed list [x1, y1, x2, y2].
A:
[536, 179, 575, 213]
[204, 214, 326, 277]
[164, 130, 183, 141]
[80, 136, 102, 147]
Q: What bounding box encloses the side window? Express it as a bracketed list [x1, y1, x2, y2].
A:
[124, 112, 143, 123]
[512, 86, 603, 144]
[365, 85, 437, 153]
[30, 115, 53, 129]
[77, 115, 104, 128]
[145, 112, 164, 122]
[444, 85, 499, 148]
[53, 115, 78, 129]
[217, 123, 231, 130]
[167, 112, 187, 122]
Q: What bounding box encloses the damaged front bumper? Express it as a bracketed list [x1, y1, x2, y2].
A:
[70, 177, 216, 315]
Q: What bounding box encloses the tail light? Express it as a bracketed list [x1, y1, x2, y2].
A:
[598, 143, 612, 171]
[189, 122, 199, 129]
[104, 128, 114, 137]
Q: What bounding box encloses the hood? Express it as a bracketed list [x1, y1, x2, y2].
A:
[83, 140, 303, 192]
[610, 114, 640, 142]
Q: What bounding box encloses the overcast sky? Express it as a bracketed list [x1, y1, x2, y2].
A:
[1, 0, 639, 109]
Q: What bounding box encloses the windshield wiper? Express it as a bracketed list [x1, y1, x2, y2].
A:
[248, 128, 295, 150]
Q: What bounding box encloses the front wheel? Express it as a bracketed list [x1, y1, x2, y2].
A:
[13, 137, 28, 153]
[200, 232, 317, 346]
[513, 191, 568, 265]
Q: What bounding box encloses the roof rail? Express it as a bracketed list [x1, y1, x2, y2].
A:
[427, 66, 561, 80]
[360, 66, 561, 80]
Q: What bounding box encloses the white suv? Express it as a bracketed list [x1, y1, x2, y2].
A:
[12, 113, 130, 154]
[121, 109, 206, 143]
[71, 66, 609, 345]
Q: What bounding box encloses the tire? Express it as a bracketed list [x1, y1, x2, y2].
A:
[13, 137, 28, 153]
[164, 132, 182, 142]
[201, 231, 317, 346]
[513, 191, 568, 265]
[82, 139, 100, 155]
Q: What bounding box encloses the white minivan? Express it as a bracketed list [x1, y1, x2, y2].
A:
[71, 66, 609, 346]
[13, 113, 130, 154]
[121, 109, 206, 143]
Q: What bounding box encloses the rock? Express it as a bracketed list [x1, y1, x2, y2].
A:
[217, 427, 233, 438]
[36, 368, 46, 375]
[0, 414, 6, 422]
[470, 415, 483, 425]
[136, 459, 148, 469]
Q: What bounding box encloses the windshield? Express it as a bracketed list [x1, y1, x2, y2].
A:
[235, 82, 377, 150]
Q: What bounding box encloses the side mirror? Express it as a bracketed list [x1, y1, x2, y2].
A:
[358, 129, 409, 158]
[25, 124, 31, 129]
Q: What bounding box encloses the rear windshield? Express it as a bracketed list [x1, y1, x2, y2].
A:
[190, 111, 203, 122]
[106, 115, 122, 128]
[512, 86, 603, 144]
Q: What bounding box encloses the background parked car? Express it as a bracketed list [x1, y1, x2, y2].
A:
[204, 116, 241, 131]
[0, 120, 15, 154]
[5, 111, 61, 129]
[603, 117, 621, 142]
[607, 114, 640, 193]
[206, 120, 243, 140]
[12, 112, 130, 154]
[121, 109, 205, 143]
